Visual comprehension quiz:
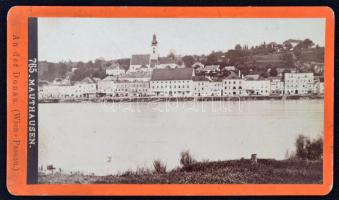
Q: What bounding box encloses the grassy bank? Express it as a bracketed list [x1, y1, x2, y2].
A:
[38, 158, 322, 184]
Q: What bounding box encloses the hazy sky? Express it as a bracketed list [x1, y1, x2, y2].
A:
[38, 18, 325, 62]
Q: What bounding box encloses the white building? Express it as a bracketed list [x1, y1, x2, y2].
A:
[106, 63, 125, 76]
[222, 71, 244, 96]
[196, 65, 220, 74]
[192, 77, 223, 97]
[268, 77, 284, 95]
[243, 80, 271, 96]
[284, 72, 314, 95]
[73, 77, 98, 99]
[97, 76, 117, 96]
[150, 68, 194, 97]
[313, 76, 324, 95]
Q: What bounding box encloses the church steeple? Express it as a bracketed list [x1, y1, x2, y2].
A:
[152, 34, 158, 46]
[150, 34, 159, 68]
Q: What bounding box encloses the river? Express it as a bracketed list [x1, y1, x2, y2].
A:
[38, 99, 323, 175]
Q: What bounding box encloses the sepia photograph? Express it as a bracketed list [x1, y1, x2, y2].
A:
[35, 18, 324, 184]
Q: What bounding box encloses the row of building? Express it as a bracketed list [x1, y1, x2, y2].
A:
[39, 68, 324, 100]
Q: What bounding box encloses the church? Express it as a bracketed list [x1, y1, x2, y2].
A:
[128, 34, 182, 73]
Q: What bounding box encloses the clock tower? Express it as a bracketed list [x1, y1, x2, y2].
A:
[150, 34, 159, 68]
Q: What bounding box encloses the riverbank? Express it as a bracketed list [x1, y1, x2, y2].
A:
[38, 158, 322, 184]
[39, 94, 323, 103]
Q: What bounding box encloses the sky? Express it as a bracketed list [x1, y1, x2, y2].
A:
[38, 18, 325, 62]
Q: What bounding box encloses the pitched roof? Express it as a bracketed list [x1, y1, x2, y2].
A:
[107, 62, 123, 70]
[193, 76, 209, 82]
[244, 74, 260, 80]
[159, 57, 176, 65]
[151, 68, 194, 81]
[121, 71, 152, 78]
[102, 76, 118, 81]
[130, 54, 150, 66]
[80, 77, 98, 84]
[197, 65, 220, 71]
[225, 71, 241, 79]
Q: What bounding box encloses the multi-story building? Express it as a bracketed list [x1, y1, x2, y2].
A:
[192, 77, 223, 97]
[243, 80, 271, 96]
[127, 81, 149, 97]
[268, 77, 284, 95]
[150, 68, 194, 97]
[222, 71, 244, 96]
[284, 72, 314, 95]
[97, 76, 117, 96]
[72, 77, 99, 99]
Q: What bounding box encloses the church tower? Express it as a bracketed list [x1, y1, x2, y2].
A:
[150, 34, 159, 68]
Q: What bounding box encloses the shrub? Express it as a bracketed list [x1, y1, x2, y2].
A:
[295, 134, 322, 160]
[180, 150, 196, 167]
[153, 159, 167, 174]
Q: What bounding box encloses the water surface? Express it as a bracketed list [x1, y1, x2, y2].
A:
[38, 99, 323, 175]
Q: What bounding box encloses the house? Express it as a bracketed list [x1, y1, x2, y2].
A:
[97, 76, 118, 96]
[192, 76, 222, 97]
[222, 71, 245, 96]
[156, 57, 181, 69]
[205, 80, 223, 96]
[196, 65, 220, 73]
[128, 81, 149, 97]
[192, 76, 209, 97]
[243, 79, 271, 96]
[223, 66, 237, 71]
[192, 62, 204, 69]
[313, 76, 324, 95]
[268, 77, 284, 95]
[106, 63, 125, 76]
[129, 54, 151, 72]
[284, 72, 314, 95]
[73, 77, 99, 99]
[150, 68, 194, 97]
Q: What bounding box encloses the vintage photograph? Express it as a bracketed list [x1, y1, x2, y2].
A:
[36, 18, 324, 184]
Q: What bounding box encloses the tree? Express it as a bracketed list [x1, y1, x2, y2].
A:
[206, 52, 218, 65]
[182, 55, 195, 68]
[234, 44, 242, 50]
[280, 52, 294, 67]
[302, 38, 314, 48]
[295, 135, 308, 160]
[284, 42, 293, 51]
[294, 134, 323, 160]
[269, 68, 278, 77]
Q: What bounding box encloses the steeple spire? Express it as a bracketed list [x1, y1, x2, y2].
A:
[152, 34, 158, 46]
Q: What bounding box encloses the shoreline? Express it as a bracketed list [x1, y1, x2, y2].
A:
[38, 158, 322, 184]
[39, 95, 324, 103]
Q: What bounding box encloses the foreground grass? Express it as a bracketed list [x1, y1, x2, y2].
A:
[38, 159, 322, 184]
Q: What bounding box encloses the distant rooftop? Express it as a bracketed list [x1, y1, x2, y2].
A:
[130, 54, 150, 66]
[151, 68, 194, 81]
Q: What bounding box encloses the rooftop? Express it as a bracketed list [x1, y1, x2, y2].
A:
[130, 54, 150, 66]
[151, 68, 194, 81]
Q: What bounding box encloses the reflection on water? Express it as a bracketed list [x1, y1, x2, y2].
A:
[38, 99, 323, 175]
